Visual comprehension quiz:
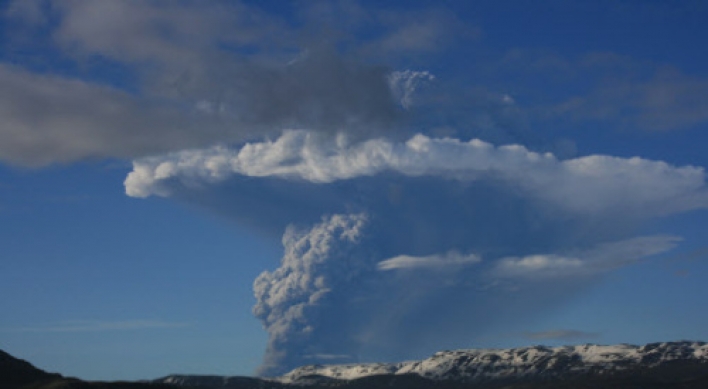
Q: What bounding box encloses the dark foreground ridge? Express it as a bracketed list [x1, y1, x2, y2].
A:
[3, 341, 708, 389]
[0, 349, 60, 389]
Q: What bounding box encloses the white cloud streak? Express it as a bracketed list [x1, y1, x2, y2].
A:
[377, 251, 480, 271]
[494, 235, 681, 279]
[495, 255, 584, 278]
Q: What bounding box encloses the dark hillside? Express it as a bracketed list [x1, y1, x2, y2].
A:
[0, 349, 61, 389]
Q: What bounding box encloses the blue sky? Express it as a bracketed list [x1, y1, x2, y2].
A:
[1, 0, 708, 381]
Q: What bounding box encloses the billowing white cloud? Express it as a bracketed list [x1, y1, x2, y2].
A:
[125, 130, 708, 218]
[377, 251, 480, 271]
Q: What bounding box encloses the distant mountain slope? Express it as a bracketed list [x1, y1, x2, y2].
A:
[0, 349, 61, 389]
[18, 380, 184, 389]
[0, 349, 175, 389]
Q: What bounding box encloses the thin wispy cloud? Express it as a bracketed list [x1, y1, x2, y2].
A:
[493, 235, 681, 279]
[378, 251, 481, 271]
[1, 320, 190, 333]
[498, 49, 708, 132]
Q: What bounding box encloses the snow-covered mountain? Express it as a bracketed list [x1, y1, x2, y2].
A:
[153, 341, 708, 388]
[278, 341, 708, 384]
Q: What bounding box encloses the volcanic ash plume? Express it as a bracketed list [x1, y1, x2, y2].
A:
[125, 131, 708, 376]
[252, 214, 371, 376]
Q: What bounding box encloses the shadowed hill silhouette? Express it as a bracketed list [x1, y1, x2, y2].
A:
[0, 349, 61, 389]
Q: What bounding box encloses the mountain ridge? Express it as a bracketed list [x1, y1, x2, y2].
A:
[3, 341, 708, 389]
